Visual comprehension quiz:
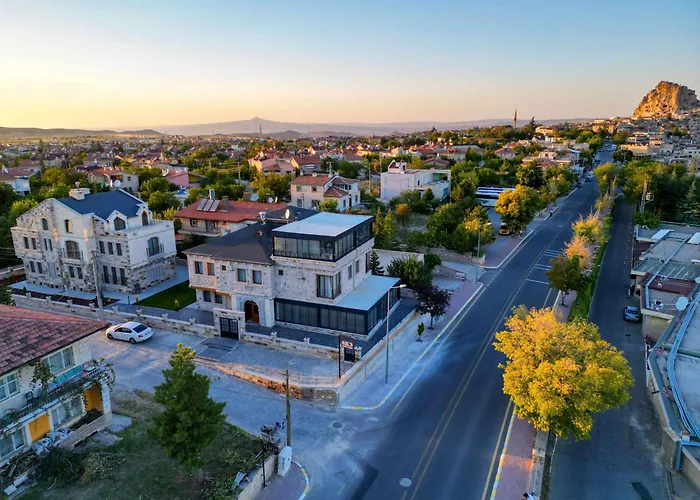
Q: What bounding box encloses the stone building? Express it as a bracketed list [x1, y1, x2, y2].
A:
[185, 211, 401, 338]
[11, 188, 176, 294]
[290, 173, 360, 211]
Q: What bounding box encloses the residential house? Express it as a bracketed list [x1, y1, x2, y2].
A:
[185, 212, 402, 338]
[380, 160, 451, 201]
[290, 156, 323, 173]
[0, 167, 31, 195]
[177, 197, 289, 237]
[290, 173, 360, 211]
[423, 157, 451, 168]
[249, 157, 295, 175]
[88, 168, 139, 193]
[163, 170, 207, 189]
[0, 306, 112, 469]
[494, 145, 517, 160]
[11, 188, 176, 294]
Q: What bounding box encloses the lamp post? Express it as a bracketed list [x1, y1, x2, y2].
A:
[385, 284, 407, 384]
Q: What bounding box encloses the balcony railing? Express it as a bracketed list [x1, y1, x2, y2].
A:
[58, 248, 84, 260]
[147, 243, 165, 258]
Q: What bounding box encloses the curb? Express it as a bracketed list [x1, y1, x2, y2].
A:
[483, 229, 534, 269]
[293, 460, 311, 500]
[339, 282, 485, 411]
[489, 411, 516, 499]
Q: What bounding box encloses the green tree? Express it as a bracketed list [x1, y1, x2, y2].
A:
[250, 172, 291, 200]
[612, 149, 633, 163]
[516, 162, 544, 189]
[682, 178, 700, 224]
[383, 209, 398, 248]
[147, 191, 180, 213]
[395, 203, 411, 226]
[386, 255, 431, 289]
[417, 322, 425, 342]
[416, 284, 451, 328]
[0, 184, 19, 213]
[423, 253, 442, 271]
[0, 285, 14, 305]
[368, 251, 384, 275]
[10, 198, 39, 220]
[493, 307, 633, 440]
[572, 214, 607, 245]
[633, 210, 661, 228]
[593, 163, 622, 194]
[318, 198, 339, 213]
[546, 255, 586, 305]
[495, 185, 541, 234]
[152, 344, 226, 471]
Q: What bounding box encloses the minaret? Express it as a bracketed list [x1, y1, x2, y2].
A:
[513, 108, 518, 129]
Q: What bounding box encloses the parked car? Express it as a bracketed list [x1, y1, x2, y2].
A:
[499, 223, 513, 236]
[106, 321, 153, 343]
[623, 306, 641, 322]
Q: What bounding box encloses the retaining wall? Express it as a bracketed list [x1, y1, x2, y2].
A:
[237, 454, 277, 500]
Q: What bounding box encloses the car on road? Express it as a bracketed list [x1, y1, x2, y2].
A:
[106, 321, 153, 343]
[499, 223, 513, 236]
[623, 306, 642, 322]
[575, 181, 582, 188]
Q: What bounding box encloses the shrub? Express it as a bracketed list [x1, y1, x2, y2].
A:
[423, 253, 442, 270]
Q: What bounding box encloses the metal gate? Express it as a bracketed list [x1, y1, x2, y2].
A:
[219, 317, 239, 339]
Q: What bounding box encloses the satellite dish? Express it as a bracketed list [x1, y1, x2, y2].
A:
[250, 193, 259, 202]
[284, 208, 291, 220]
[113, 179, 121, 188]
[267, 197, 274, 204]
[676, 297, 690, 311]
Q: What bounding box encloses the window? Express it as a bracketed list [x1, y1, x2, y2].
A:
[312, 186, 317, 192]
[190, 219, 198, 227]
[31, 238, 37, 250]
[23, 237, 29, 249]
[37, 262, 43, 274]
[221, 265, 227, 271]
[111, 267, 118, 284]
[296, 199, 302, 207]
[0, 372, 20, 402]
[120, 268, 127, 286]
[207, 262, 215, 276]
[316, 273, 341, 299]
[253, 270, 262, 284]
[355, 260, 360, 274]
[141, 212, 149, 226]
[215, 293, 224, 305]
[278, 269, 284, 276]
[237, 269, 246, 282]
[147, 237, 160, 256]
[103, 265, 109, 284]
[46, 347, 75, 375]
[203, 290, 212, 302]
[296, 185, 302, 192]
[212, 221, 218, 230]
[108, 242, 114, 255]
[0, 428, 25, 460]
[113, 217, 126, 231]
[29, 261, 35, 273]
[194, 261, 203, 274]
[50, 396, 82, 427]
[348, 265, 353, 279]
[77, 267, 83, 279]
[68, 266, 75, 278]
[64, 220, 72, 233]
[116, 243, 122, 256]
[41, 218, 49, 230]
[99, 241, 105, 254]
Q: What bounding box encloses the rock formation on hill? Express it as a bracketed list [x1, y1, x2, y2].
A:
[633, 81, 700, 119]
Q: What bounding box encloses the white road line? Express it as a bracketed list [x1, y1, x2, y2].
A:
[525, 279, 550, 285]
[533, 265, 551, 270]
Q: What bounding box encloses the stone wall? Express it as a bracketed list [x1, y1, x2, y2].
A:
[237, 454, 277, 500]
[240, 331, 338, 360]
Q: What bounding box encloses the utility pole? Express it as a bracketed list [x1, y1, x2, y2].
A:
[285, 369, 292, 447]
[91, 250, 104, 321]
[640, 178, 648, 212]
[476, 223, 482, 283]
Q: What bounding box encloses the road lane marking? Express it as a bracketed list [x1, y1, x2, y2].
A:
[533, 264, 551, 270]
[486, 404, 515, 500]
[405, 190, 596, 500]
[525, 279, 550, 285]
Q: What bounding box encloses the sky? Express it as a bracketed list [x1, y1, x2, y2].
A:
[1, 0, 699, 129]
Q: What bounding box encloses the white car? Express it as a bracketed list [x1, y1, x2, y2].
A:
[106, 321, 153, 344]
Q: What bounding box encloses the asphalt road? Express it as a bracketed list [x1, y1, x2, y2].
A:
[353, 182, 598, 500]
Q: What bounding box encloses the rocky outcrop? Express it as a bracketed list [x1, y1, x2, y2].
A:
[633, 81, 700, 119]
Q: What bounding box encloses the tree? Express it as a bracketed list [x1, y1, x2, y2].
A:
[593, 163, 622, 194]
[564, 235, 593, 272]
[572, 214, 607, 246]
[516, 162, 544, 189]
[612, 149, 633, 163]
[495, 185, 541, 234]
[423, 253, 442, 271]
[682, 178, 700, 224]
[417, 322, 425, 342]
[318, 198, 339, 213]
[0, 285, 14, 305]
[395, 203, 411, 226]
[10, 198, 39, 221]
[250, 172, 291, 200]
[493, 307, 633, 440]
[416, 284, 451, 328]
[152, 344, 226, 471]
[368, 251, 384, 275]
[141, 177, 177, 198]
[633, 210, 661, 228]
[382, 209, 398, 249]
[546, 255, 586, 305]
[147, 191, 180, 213]
[386, 255, 431, 289]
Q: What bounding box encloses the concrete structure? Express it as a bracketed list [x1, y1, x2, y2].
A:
[0, 306, 111, 470]
[380, 160, 451, 201]
[290, 173, 360, 211]
[88, 167, 139, 193]
[184, 212, 401, 338]
[11, 188, 177, 294]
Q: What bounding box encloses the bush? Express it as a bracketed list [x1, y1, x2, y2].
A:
[423, 253, 442, 270]
[633, 210, 660, 228]
[386, 255, 432, 289]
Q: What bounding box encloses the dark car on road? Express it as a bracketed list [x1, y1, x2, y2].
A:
[623, 306, 642, 322]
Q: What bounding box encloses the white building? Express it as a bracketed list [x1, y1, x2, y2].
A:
[11, 188, 177, 294]
[185, 212, 401, 338]
[290, 173, 360, 211]
[380, 160, 451, 201]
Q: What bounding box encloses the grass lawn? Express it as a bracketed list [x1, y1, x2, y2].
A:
[137, 281, 196, 310]
[22, 390, 259, 500]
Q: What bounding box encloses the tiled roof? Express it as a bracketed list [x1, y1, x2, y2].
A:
[0, 172, 16, 181]
[323, 186, 347, 198]
[58, 190, 145, 220]
[331, 176, 355, 187]
[176, 200, 288, 224]
[0, 305, 108, 376]
[292, 156, 322, 165]
[290, 174, 332, 186]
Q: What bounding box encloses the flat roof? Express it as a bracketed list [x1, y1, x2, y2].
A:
[272, 212, 372, 238]
[637, 222, 700, 241]
[336, 275, 401, 311]
[634, 259, 700, 281]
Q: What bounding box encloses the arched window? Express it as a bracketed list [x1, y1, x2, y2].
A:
[113, 217, 126, 231]
[64, 219, 72, 233]
[41, 218, 49, 231]
[147, 237, 160, 256]
[141, 212, 149, 226]
[65, 240, 79, 259]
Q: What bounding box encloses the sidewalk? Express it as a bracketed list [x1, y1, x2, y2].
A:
[492, 416, 536, 500]
[255, 461, 309, 500]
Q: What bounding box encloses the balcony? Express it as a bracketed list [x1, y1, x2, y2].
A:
[58, 248, 84, 261]
[146, 243, 165, 258]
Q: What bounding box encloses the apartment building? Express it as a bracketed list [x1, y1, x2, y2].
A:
[380, 160, 451, 201]
[185, 212, 401, 338]
[290, 173, 360, 211]
[11, 188, 176, 294]
[0, 306, 112, 469]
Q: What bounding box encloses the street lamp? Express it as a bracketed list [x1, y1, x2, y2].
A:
[385, 284, 407, 384]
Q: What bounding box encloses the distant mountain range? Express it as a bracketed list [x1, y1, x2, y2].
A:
[150, 116, 595, 137]
[0, 127, 162, 140]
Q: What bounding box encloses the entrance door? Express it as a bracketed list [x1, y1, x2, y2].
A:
[220, 317, 239, 339]
[244, 301, 260, 324]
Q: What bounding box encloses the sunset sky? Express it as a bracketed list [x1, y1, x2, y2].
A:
[1, 0, 699, 129]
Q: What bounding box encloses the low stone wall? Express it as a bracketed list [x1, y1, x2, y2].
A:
[13, 295, 217, 337]
[58, 413, 112, 450]
[241, 331, 338, 360]
[237, 454, 277, 500]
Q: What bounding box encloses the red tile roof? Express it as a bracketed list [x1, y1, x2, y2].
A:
[292, 156, 322, 166]
[0, 305, 108, 376]
[175, 200, 287, 224]
[323, 186, 347, 198]
[290, 174, 332, 186]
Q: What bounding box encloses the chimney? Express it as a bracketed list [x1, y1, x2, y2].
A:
[312, 172, 318, 178]
[221, 196, 230, 210]
[69, 187, 91, 200]
[208, 189, 216, 200]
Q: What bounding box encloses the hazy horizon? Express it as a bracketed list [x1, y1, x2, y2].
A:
[2, 0, 699, 129]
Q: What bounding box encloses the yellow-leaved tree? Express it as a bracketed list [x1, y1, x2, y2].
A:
[564, 234, 593, 272]
[572, 213, 607, 246]
[493, 307, 633, 440]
